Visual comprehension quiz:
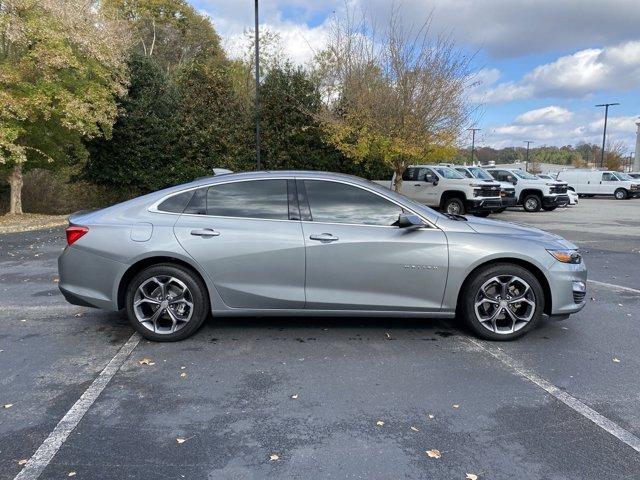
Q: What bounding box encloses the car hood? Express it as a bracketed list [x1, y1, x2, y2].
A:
[462, 215, 577, 249]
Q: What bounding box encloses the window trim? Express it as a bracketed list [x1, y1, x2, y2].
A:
[149, 176, 436, 228]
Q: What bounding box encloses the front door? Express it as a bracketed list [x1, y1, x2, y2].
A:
[174, 179, 305, 309]
[299, 179, 448, 311]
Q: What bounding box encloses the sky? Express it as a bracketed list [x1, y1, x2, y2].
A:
[190, 0, 640, 152]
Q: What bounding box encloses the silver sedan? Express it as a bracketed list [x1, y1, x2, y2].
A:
[58, 171, 587, 341]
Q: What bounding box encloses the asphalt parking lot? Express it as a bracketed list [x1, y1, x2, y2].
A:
[1, 198, 640, 480]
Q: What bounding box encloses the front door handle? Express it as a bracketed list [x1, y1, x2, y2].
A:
[190, 228, 220, 237]
[309, 233, 339, 243]
[414, 183, 422, 187]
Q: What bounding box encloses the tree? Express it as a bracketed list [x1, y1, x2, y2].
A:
[84, 54, 179, 191]
[604, 140, 626, 171]
[317, 6, 475, 191]
[0, 0, 129, 213]
[105, 0, 224, 72]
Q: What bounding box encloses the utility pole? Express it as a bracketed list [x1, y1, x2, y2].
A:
[468, 128, 481, 164]
[524, 141, 533, 171]
[595, 103, 619, 168]
[254, 0, 261, 170]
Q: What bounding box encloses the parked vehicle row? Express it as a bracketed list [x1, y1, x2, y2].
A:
[556, 169, 640, 200]
[374, 164, 571, 215]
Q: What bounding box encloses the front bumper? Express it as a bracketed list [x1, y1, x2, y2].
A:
[465, 198, 503, 213]
[500, 196, 518, 207]
[543, 194, 570, 207]
[547, 261, 588, 316]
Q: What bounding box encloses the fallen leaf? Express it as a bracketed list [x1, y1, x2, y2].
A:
[376, 420, 385, 426]
[385, 333, 391, 339]
[74, 312, 83, 317]
[180, 372, 187, 378]
[20, 319, 26, 322]
[68, 472, 76, 477]
[180, 366, 186, 370]
[18, 459, 28, 465]
[613, 358, 621, 363]
[428, 414, 434, 419]
[453, 404, 460, 409]
[291, 394, 298, 399]
[176, 438, 186, 444]
[269, 454, 279, 461]
[139, 358, 155, 366]
[3, 404, 13, 409]
[426, 449, 441, 459]
[618, 303, 623, 307]
[410, 426, 419, 432]
[53, 278, 59, 283]
[466, 474, 478, 480]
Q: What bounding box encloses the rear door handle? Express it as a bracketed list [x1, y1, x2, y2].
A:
[309, 233, 339, 243]
[190, 228, 220, 237]
[414, 183, 422, 186]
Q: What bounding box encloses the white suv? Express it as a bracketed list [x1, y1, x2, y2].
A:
[376, 165, 502, 216]
[452, 165, 517, 212]
[486, 168, 569, 212]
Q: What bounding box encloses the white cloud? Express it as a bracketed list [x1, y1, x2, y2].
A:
[486, 111, 639, 148]
[515, 106, 573, 125]
[475, 40, 640, 104]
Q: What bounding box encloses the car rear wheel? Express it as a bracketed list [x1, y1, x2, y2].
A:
[443, 197, 465, 215]
[125, 264, 209, 342]
[614, 188, 628, 200]
[459, 264, 544, 341]
[522, 194, 542, 212]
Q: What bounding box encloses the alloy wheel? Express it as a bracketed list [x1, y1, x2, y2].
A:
[446, 201, 462, 214]
[525, 198, 538, 211]
[133, 276, 194, 334]
[473, 275, 536, 335]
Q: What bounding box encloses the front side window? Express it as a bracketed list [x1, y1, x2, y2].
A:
[304, 180, 403, 226]
[432, 167, 464, 179]
[402, 168, 417, 181]
[456, 168, 473, 178]
[468, 167, 493, 180]
[602, 172, 618, 182]
[488, 170, 507, 182]
[206, 180, 289, 219]
[514, 170, 539, 180]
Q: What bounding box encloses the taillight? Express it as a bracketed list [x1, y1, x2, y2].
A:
[66, 225, 89, 246]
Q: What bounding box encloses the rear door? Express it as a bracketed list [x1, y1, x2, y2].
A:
[298, 179, 448, 311]
[173, 178, 306, 309]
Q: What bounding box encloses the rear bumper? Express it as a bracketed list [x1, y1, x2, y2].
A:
[465, 198, 502, 213]
[543, 194, 570, 207]
[58, 246, 125, 311]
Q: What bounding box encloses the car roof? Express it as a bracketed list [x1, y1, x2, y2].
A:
[187, 170, 370, 187]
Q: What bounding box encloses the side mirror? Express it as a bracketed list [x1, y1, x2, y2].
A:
[508, 176, 517, 185]
[396, 213, 426, 230]
[425, 175, 438, 185]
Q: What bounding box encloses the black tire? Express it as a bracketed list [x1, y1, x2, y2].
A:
[522, 194, 542, 212]
[614, 188, 628, 200]
[542, 206, 557, 211]
[125, 263, 209, 342]
[495, 208, 507, 213]
[473, 211, 491, 218]
[443, 197, 465, 215]
[459, 263, 545, 341]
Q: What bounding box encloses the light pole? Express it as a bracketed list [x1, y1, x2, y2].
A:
[524, 141, 533, 171]
[595, 103, 619, 168]
[468, 128, 481, 164]
[254, 0, 261, 170]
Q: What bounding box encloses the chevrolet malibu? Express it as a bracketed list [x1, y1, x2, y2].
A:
[58, 171, 587, 341]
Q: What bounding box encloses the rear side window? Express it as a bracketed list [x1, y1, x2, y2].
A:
[206, 180, 289, 219]
[304, 180, 403, 226]
[184, 188, 207, 215]
[157, 190, 195, 213]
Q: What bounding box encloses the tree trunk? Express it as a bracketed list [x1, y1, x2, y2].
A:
[8, 163, 24, 214]
[392, 163, 405, 192]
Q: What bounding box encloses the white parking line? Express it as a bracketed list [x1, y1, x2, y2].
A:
[13, 333, 140, 480]
[466, 338, 640, 454]
[588, 279, 640, 295]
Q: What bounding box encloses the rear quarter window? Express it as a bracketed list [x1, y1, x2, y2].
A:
[156, 190, 195, 213]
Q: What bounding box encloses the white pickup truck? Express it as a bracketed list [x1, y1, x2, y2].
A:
[485, 167, 570, 212]
[374, 165, 502, 216]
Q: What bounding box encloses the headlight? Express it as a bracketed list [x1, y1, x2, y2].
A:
[547, 249, 582, 264]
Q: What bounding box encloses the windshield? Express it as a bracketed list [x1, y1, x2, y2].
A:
[468, 167, 494, 180]
[615, 172, 633, 181]
[537, 174, 552, 180]
[432, 167, 465, 179]
[514, 170, 540, 180]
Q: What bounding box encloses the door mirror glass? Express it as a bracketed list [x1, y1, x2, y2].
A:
[424, 173, 438, 185]
[395, 213, 426, 229]
[507, 175, 517, 185]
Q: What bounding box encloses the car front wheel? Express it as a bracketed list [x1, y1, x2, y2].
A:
[459, 263, 544, 341]
[125, 264, 209, 342]
[443, 197, 465, 215]
[522, 194, 542, 212]
[614, 188, 628, 200]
